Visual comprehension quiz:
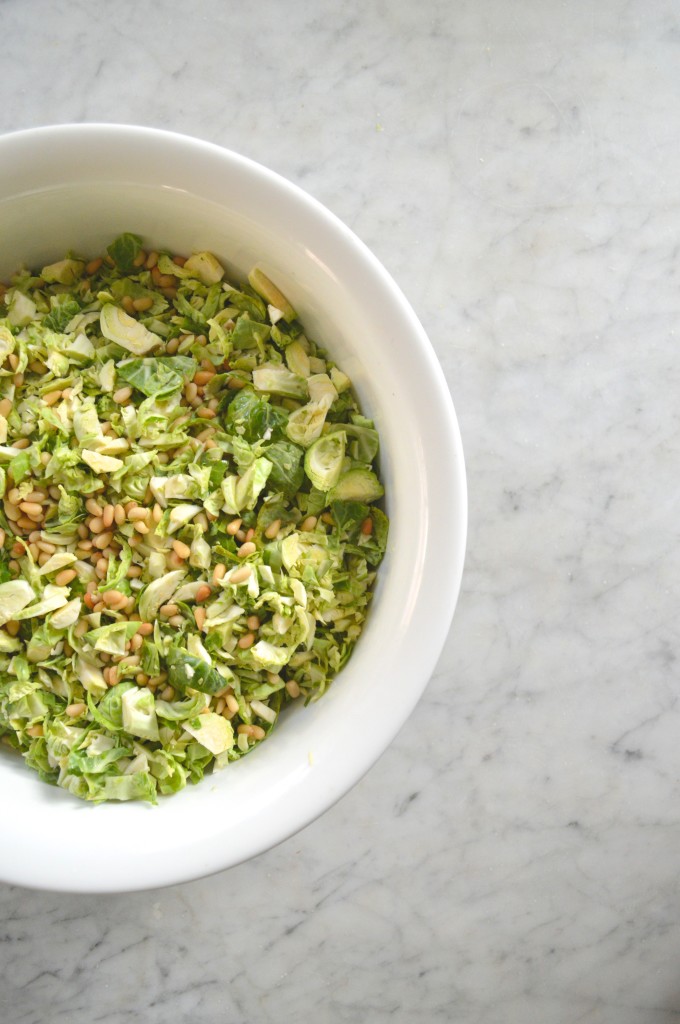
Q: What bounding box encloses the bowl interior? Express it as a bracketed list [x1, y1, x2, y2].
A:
[0, 126, 466, 891]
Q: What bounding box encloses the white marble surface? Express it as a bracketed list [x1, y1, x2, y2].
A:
[2, 0, 680, 1020]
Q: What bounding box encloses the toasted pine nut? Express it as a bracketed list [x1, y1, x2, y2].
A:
[17, 516, 36, 529]
[152, 503, 163, 523]
[5, 620, 20, 637]
[160, 603, 178, 617]
[229, 565, 252, 584]
[133, 521, 149, 534]
[245, 527, 255, 542]
[194, 606, 206, 630]
[86, 257, 103, 275]
[43, 390, 62, 406]
[127, 565, 142, 578]
[94, 531, 113, 550]
[246, 615, 260, 631]
[137, 622, 154, 636]
[26, 725, 43, 738]
[102, 589, 125, 607]
[136, 673, 149, 685]
[237, 632, 255, 649]
[89, 517, 105, 534]
[128, 507, 150, 522]
[184, 382, 198, 403]
[0, 528, 5, 547]
[212, 563, 227, 585]
[264, 519, 281, 539]
[0, 398, 11, 418]
[122, 296, 135, 314]
[237, 541, 256, 558]
[165, 337, 180, 355]
[87, 498, 104, 518]
[196, 407, 216, 419]
[172, 540, 191, 560]
[160, 685, 175, 701]
[168, 614, 184, 627]
[226, 694, 240, 715]
[65, 703, 86, 718]
[54, 568, 77, 586]
[133, 249, 147, 268]
[166, 551, 185, 570]
[77, 523, 89, 539]
[251, 725, 265, 740]
[145, 251, 159, 270]
[285, 680, 301, 699]
[300, 516, 317, 532]
[361, 517, 373, 536]
[18, 501, 42, 517]
[132, 296, 154, 312]
[102, 504, 114, 528]
[130, 632, 143, 651]
[112, 503, 125, 526]
[193, 370, 215, 386]
[237, 724, 256, 736]
[77, 539, 93, 551]
[195, 584, 211, 603]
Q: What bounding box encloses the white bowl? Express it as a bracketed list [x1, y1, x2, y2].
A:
[0, 124, 466, 892]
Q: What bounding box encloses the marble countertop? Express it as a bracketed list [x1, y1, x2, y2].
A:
[2, 0, 680, 1021]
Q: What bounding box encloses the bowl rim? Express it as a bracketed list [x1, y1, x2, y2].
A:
[0, 123, 467, 892]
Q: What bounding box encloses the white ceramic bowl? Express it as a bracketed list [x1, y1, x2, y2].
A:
[0, 124, 466, 892]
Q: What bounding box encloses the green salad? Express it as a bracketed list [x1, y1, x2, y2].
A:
[0, 233, 387, 802]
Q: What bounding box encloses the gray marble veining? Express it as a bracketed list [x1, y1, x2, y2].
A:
[2, 0, 680, 1021]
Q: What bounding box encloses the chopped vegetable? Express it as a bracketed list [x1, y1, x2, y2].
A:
[0, 234, 388, 803]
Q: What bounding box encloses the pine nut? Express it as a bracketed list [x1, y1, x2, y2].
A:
[110, 504, 124, 527]
[133, 521, 149, 534]
[228, 565, 251, 584]
[113, 386, 132, 404]
[102, 589, 125, 607]
[136, 673, 149, 685]
[196, 407, 216, 419]
[195, 584, 211, 603]
[166, 551, 184, 569]
[54, 568, 76, 586]
[361, 517, 373, 536]
[152, 504, 163, 523]
[193, 370, 215, 386]
[264, 519, 281, 539]
[172, 540, 191, 560]
[128, 507, 149, 522]
[94, 531, 113, 549]
[237, 632, 255, 649]
[26, 725, 43, 738]
[28, 543, 39, 560]
[160, 603, 178, 617]
[77, 523, 89, 539]
[246, 615, 260, 631]
[0, 528, 5, 547]
[18, 501, 41, 517]
[237, 724, 256, 736]
[77, 539, 93, 551]
[137, 622, 153, 636]
[5, 620, 20, 637]
[132, 296, 154, 312]
[100, 504, 114, 528]
[237, 541, 256, 558]
[65, 703, 86, 718]
[127, 565, 142, 577]
[226, 694, 240, 715]
[165, 337, 180, 355]
[17, 516, 36, 529]
[185, 382, 198, 403]
[130, 633, 143, 651]
[168, 614, 184, 627]
[285, 680, 301, 698]
[4, 504, 19, 522]
[89, 517, 105, 534]
[251, 725, 265, 740]
[0, 398, 11, 417]
[160, 685, 175, 701]
[300, 516, 317, 532]
[85, 498, 101, 517]
[133, 249, 147, 268]
[212, 563, 226, 585]
[43, 390, 62, 406]
[194, 606, 206, 630]
[245, 527, 255, 542]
